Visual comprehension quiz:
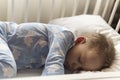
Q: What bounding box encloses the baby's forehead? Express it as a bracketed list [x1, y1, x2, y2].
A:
[87, 47, 104, 57]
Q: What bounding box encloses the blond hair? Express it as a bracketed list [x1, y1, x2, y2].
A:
[82, 32, 115, 69]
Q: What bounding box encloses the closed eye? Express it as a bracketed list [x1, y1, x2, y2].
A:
[77, 57, 81, 64]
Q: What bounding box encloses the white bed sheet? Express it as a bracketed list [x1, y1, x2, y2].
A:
[4, 72, 120, 80]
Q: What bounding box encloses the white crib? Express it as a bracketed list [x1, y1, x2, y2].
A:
[0, 0, 120, 80]
[0, 0, 119, 31]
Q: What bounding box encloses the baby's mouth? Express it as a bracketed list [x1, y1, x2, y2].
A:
[64, 62, 81, 73]
[64, 61, 74, 72]
[64, 61, 70, 69]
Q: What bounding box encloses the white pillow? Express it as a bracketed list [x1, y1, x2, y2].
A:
[49, 15, 120, 72]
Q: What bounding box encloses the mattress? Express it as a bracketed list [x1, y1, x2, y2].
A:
[4, 72, 120, 80]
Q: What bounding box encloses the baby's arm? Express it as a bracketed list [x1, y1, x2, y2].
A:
[42, 30, 74, 76]
[0, 22, 17, 78]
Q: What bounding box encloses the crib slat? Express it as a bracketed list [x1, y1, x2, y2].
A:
[102, 0, 110, 18]
[72, 0, 78, 16]
[37, 0, 42, 22]
[115, 19, 120, 32]
[61, 0, 66, 17]
[49, 0, 55, 21]
[24, 0, 29, 22]
[11, 0, 15, 21]
[93, 0, 102, 15]
[108, 0, 120, 25]
[83, 0, 90, 14]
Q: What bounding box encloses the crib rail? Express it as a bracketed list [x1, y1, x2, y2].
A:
[108, 0, 119, 25]
[0, 0, 120, 32]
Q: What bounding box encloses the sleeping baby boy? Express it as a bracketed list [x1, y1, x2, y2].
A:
[0, 22, 115, 78]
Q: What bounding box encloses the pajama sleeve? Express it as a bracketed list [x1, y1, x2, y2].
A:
[42, 29, 74, 75]
[0, 22, 17, 78]
[0, 37, 17, 78]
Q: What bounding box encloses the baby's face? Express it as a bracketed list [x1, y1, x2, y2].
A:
[64, 43, 103, 73]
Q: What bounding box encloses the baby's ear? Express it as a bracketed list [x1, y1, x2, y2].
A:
[75, 36, 86, 44]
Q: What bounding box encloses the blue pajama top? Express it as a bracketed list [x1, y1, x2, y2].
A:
[0, 22, 74, 78]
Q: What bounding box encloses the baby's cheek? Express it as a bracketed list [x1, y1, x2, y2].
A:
[84, 60, 103, 70]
